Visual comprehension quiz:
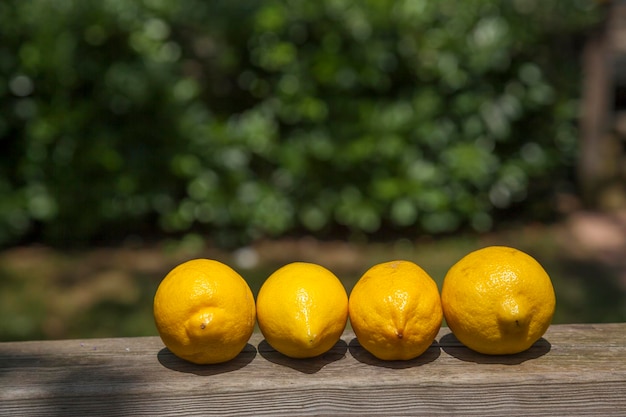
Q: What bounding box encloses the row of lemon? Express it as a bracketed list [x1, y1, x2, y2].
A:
[153, 246, 555, 365]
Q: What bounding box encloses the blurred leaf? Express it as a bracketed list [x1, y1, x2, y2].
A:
[0, 0, 602, 246]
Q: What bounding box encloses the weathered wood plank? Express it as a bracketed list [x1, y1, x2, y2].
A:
[0, 323, 624, 416]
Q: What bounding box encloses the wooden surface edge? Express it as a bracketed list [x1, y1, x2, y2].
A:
[0, 323, 625, 416]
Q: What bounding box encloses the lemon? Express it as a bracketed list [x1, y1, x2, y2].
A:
[153, 259, 256, 364]
[349, 260, 443, 360]
[256, 262, 348, 358]
[441, 246, 556, 355]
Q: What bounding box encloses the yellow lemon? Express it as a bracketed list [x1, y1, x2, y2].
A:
[349, 260, 443, 361]
[441, 246, 556, 355]
[153, 259, 256, 364]
[256, 262, 348, 358]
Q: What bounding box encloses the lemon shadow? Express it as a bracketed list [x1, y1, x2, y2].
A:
[157, 343, 257, 375]
[439, 332, 551, 364]
[257, 339, 348, 374]
[348, 338, 441, 368]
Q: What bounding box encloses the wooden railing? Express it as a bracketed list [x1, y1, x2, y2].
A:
[1, 323, 624, 416]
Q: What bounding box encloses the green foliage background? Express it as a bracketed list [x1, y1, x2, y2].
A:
[0, 0, 600, 247]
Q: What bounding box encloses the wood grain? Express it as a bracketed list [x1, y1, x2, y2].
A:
[0, 324, 624, 416]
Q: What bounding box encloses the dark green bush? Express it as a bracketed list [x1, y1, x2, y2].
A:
[0, 0, 600, 247]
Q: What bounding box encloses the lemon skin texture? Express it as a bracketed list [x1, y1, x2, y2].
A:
[441, 246, 555, 355]
[256, 262, 348, 359]
[349, 260, 443, 361]
[153, 259, 256, 364]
